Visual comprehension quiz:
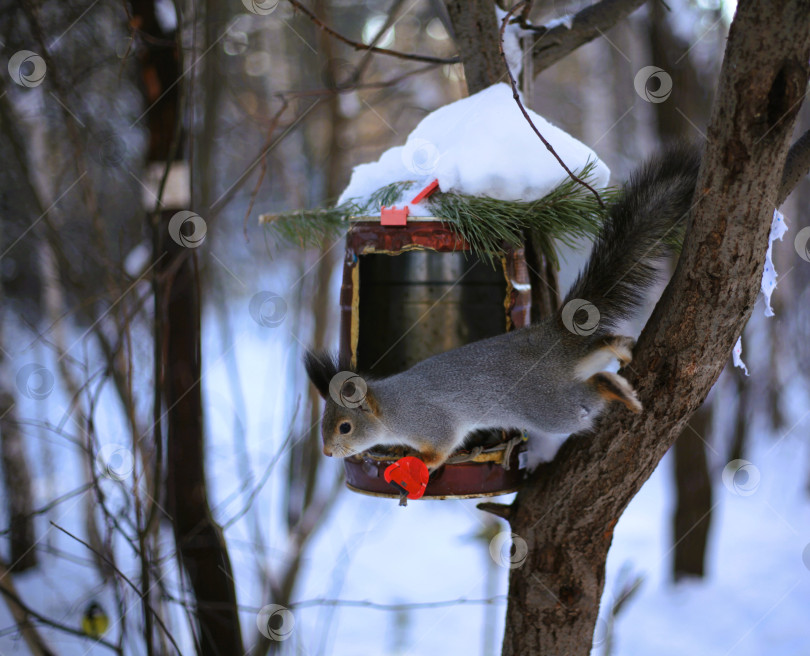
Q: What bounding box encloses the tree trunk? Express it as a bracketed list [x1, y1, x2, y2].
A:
[160, 212, 244, 656]
[444, 0, 507, 95]
[502, 1, 810, 653]
[0, 236, 36, 571]
[0, 392, 36, 573]
[649, 0, 715, 582]
[672, 405, 714, 580]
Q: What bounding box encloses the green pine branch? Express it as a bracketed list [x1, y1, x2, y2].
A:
[428, 163, 615, 266]
[261, 167, 615, 265]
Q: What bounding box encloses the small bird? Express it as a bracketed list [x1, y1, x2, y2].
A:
[81, 601, 109, 639]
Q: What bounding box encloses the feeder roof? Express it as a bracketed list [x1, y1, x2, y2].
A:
[338, 83, 611, 216]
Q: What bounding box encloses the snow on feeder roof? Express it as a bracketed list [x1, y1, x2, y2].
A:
[260, 83, 613, 267]
[337, 83, 611, 216]
[260, 84, 614, 502]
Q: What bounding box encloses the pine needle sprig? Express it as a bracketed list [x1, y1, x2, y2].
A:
[263, 206, 350, 249]
[260, 180, 414, 248]
[367, 180, 415, 208]
[260, 166, 614, 264]
[428, 163, 616, 266]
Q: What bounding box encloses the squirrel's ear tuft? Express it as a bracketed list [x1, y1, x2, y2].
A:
[303, 350, 345, 399]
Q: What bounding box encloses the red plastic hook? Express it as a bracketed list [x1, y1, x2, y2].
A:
[384, 456, 429, 502]
[410, 179, 439, 204]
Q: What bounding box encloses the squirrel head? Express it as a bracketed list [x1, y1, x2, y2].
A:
[304, 351, 383, 458]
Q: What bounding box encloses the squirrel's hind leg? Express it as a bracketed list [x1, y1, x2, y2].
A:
[417, 445, 452, 473]
[574, 335, 636, 379]
[600, 335, 635, 367]
[587, 371, 642, 413]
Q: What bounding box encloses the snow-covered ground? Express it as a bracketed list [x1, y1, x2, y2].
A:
[1, 296, 808, 655]
[289, 413, 810, 656]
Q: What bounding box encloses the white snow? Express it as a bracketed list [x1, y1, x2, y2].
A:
[494, 7, 524, 79]
[289, 402, 810, 656]
[3, 276, 809, 654]
[545, 14, 575, 29]
[337, 83, 611, 216]
[734, 208, 788, 375]
[761, 209, 788, 317]
[733, 336, 749, 376]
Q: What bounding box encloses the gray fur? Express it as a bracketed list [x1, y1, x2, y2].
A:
[307, 145, 702, 469]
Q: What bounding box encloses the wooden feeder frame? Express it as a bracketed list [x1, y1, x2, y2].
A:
[340, 217, 531, 500]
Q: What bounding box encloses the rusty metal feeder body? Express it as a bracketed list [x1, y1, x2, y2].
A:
[339, 217, 532, 499]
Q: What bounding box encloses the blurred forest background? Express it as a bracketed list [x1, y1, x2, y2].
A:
[0, 0, 809, 654]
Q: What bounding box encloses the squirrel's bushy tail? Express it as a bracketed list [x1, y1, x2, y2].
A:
[563, 143, 702, 335]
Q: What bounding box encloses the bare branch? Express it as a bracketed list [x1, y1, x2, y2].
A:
[498, 3, 605, 207]
[476, 501, 513, 521]
[288, 596, 508, 611]
[0, 559, 120, 654]
[0, 483, 92, 537]
[286, 0, 459, 64]
[163, 593, 507, 613]
[51, 522, 183, 656]
[528, 0, 647, 74]
[778, 128, 810, 205]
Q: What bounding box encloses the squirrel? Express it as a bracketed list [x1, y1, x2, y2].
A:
[305, 144, 702, 472]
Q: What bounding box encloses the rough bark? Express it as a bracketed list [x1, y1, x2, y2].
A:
[531, 0, 646, 74]
[502, 2, 810, 653]
[0, 243, 36, 572]
[444, 0, 507, 94]
[0, 182, 36, 573]
[649, 0, 715, 582]
[779, 128, 810, 204]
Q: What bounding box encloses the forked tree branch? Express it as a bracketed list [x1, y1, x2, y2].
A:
[286, 0, 459, 64]
[498, 2, 605, 207]
[528, 0, 647, 73]
[503, 1, 810, 653]
[779, 127, 810, 205]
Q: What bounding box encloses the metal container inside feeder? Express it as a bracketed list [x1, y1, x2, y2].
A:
[340, 218, 530, 499]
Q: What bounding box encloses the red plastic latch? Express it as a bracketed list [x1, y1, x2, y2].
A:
[410, 179, 440, 205]
[380, 205, 409, 226]
[384, 456, 430, 500]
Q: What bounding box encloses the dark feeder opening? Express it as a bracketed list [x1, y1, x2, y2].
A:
[340, 219, 531, 499]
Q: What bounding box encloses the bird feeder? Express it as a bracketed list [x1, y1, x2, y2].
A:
[259, 85, 612, 501]
[340, 190, 531, 499]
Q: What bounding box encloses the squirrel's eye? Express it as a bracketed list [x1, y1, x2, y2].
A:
[338, 421, 352, 435]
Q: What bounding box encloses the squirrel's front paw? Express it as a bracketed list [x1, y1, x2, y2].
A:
[418, 447, 449, 472]
[588, 371, 642, 413]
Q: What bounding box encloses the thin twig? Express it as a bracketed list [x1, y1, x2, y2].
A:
[242, 96, 290, 241]
[286, 0, 458, 64]
[0, 562, 121, 654]
[161, 592, 507, 613]
[497, 2, 605, 208]
[220, 407, 299, 530]
[519, 0, 534, 26]
[50, 522, 183, 656]
[290, 595, 508, 611]
[269, 63, 440, 100]
[350, 0, 409, 83]
[0, 483, 92, 536]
